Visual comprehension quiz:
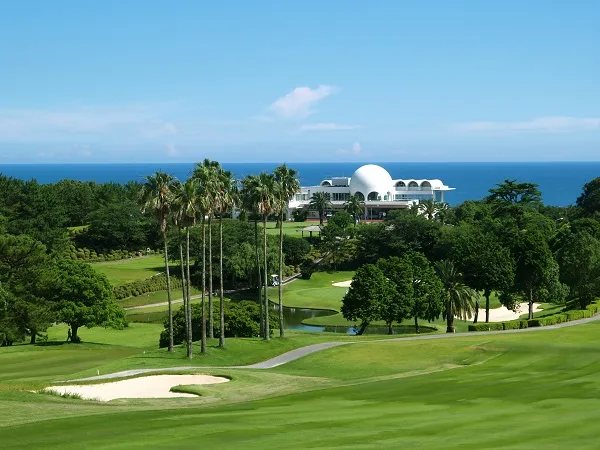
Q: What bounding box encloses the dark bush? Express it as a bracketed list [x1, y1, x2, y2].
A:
[292, 209, 309, 222]
[282, 235, 312, 267]
[159, 300, 277, 348]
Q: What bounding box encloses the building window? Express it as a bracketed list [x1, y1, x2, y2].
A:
[395, 181, 406, 188]
[421, 181, 431, 188]
[408, 181, 419, 188]
[368, 191, 380, 201]
[321, 180, 332, 186]
[355, 191, 365, 201]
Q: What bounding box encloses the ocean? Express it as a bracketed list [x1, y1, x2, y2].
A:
[1, 162, 599, 207]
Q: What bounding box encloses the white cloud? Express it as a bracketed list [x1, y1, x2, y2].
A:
[269, 85, 336, 119]
[336, 141, 362, 155]
[0, 104, 177, 142]
[299, 123, 361, 131]
[453, 117, 600, 134]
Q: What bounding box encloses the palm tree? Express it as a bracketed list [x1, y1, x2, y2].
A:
[138, 172, 176, 352]
[256, 172, 277, 340]
[435, 260, 478, 333]
[213, 168, 238, 347]
[273, 164, 300, 337]
[418, 199, 437, 220]
[194, 159, 220, 340]
[171, 178, 198, 359]
[436, 202, 450, 224]
[170, 181, 191, 358]
[344, 193, 364, 226]
[310, 192, 332, 226]
[241, 175, 265, 337]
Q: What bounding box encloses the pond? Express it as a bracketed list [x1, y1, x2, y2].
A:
[274, 304, 437, 335]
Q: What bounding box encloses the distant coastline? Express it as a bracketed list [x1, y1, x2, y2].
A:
[2, 161, 599, 206]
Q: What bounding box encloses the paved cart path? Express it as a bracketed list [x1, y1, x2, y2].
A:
[70, 314, 600, 382]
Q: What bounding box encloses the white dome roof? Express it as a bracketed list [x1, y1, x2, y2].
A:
[350, 164, 393, 198]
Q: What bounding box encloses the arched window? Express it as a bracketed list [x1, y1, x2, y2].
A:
[421, 181, 431, 188]
[321, 180, 332, 186]
[408, 181, 419, 188]
[368, 191, 380, 201]
[355, 191, 365, 201]
[395, 181, 406, 188]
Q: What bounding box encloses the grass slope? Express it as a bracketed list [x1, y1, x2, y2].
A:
[91, 254, 170, 285]
[2, 321, 600, 448]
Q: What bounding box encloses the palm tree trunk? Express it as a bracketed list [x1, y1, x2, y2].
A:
[278, 209, 285, 337]
[185, 226, 193, 359]
[446, 302, 454, 333]
[263, 214, 270, 340]
[163, 232, 174, 352]
[529, 286, 534, 320]
[178, 227, 190, 358]
[208, 216, 214, 339]
[485, 290, 491, 323]
[219, 215, 225, 347]
[254, 219, 264, 338]
[474, 298, 479, 324]
[201, 217, 207, 354]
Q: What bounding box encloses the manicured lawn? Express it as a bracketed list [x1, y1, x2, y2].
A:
[268, 270, 354, 310]
[2, 320, 600, 448]
[91, 254, 171, 285]
[263, 220, 316, 236]
[118, 287, 202, 308]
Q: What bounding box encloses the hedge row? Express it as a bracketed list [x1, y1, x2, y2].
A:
[469, 300, 600, 332]
[65, 245, 157, 262]
[114, 273, 183, 300]
[468, 320, 528, 332]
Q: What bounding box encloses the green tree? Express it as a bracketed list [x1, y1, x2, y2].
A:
[435, 260, 478, 333]
[376, 257, 414, 334]
[576, 177, 600, 217]
[255, 172, 277, 341]
[282, 235, 311, 266]
[514, 230, 565, 319]
[171, 178, 198, 359]
[240, 175, 265, 337]
[48, 260, 125, 343]
[138, 172, 176, 352]
[341, 264, 395, 335]
[344, 194, 364, 225]
[79, 200, 153, 252]
[309, 192, 332, 226]
[194, 159, 221, 341]
[485, 179, 542, 226]
[0, 234, 54, 344]
[213, 168, 238, 347]
[402, 252, 444, 333]
[274, 164, 300, 337]
[555, 231, 600, 308]
[445, 224, 515, 323]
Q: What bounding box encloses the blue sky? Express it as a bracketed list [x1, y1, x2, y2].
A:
[1, 0, 599, 163]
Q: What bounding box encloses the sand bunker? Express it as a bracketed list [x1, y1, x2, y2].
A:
[47, 374, 229, 401]
[332, 280, 352, 287]
[482, 302, 542, 322]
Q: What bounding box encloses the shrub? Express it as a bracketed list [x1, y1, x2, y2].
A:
[468, 322, 503, 332]
[502, 320, 521, 330]
[159, 300, 278, 348]
[292, 209, 309, 222]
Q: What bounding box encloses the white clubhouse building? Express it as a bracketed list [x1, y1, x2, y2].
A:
[288, 164, 454, 220]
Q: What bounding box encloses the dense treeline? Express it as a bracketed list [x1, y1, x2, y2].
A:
[2, 165, 600, 347]
[318, 178, 600, 333]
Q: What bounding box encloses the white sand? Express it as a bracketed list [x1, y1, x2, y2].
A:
[46, 374, 229, 401]
[480, 302, 542, 322]
[332, 280, 352, 287]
